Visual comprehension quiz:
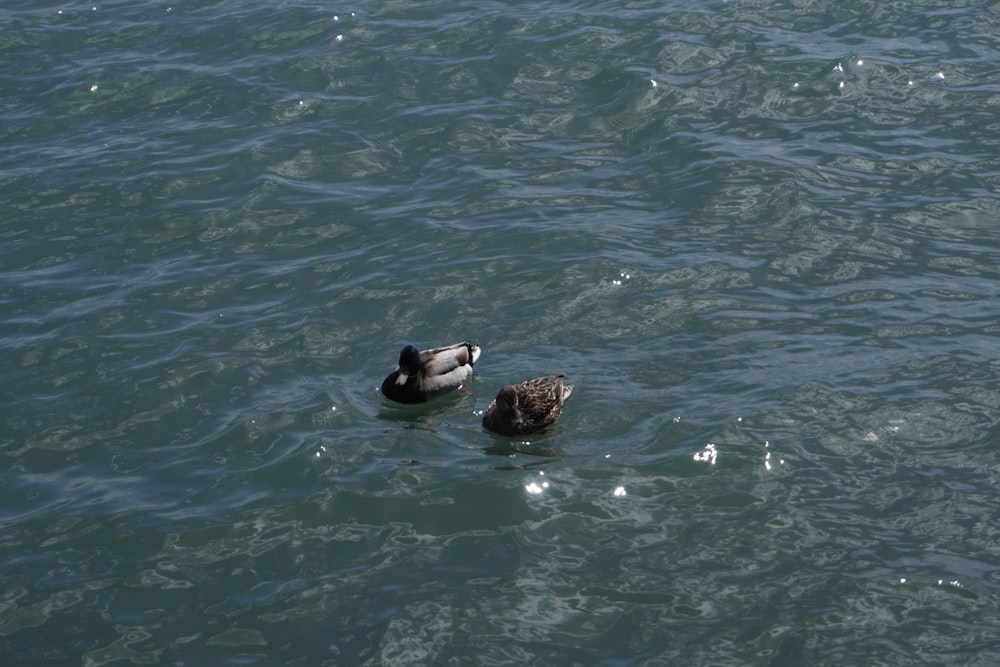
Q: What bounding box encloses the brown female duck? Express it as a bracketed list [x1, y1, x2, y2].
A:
[482, 374, 573, 436]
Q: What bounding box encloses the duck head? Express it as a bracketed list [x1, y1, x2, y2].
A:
[496, 385, 524, 428]
[395, 344, 422, 384]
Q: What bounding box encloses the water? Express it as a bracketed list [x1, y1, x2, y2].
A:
[3, 0, 1000, 664]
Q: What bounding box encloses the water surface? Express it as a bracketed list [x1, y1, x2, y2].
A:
[2, 0, 1000, 664]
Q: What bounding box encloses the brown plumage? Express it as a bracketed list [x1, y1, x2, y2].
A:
[482, 374, 573, 436]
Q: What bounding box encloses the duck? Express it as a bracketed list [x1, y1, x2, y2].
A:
[381, 341, 481, 404]
[482, 374, 573, 436]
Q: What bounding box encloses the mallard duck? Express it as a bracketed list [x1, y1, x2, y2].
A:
[482, 374, 573, 436]
[381, 341, 481, 404]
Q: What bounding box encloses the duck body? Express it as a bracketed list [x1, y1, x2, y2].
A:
[381, 341, 481, 404]
[482, 374, 573, 436]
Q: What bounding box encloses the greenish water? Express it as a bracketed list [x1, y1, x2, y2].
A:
[3, 0, 1000, 664]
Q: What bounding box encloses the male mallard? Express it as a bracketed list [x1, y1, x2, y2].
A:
[381, 341, 481, 404]
[482, 374, 573, 436]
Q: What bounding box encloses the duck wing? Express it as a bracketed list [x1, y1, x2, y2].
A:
[521, 375, 566, 428]
[496, 374, 572, 434]
[417, 341, 481, 397]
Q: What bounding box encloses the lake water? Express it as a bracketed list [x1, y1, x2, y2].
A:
[3, 0, 1000, 664]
